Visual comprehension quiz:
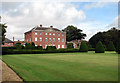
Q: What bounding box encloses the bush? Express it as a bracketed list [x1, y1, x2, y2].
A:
[15, 42, 21, 49]
[95, 41, 105, 53]
[116, 40, 120, 53]
[106, 41, 116, 51]
[35, 46, 43, 50]
[18, 45, 24, 50]
[67, 43, 74, 49]
[88, 48, 95, 51]
[79, 41, 88, 52]
[46, 46, 56, 50]
[2, 48, 80, 55]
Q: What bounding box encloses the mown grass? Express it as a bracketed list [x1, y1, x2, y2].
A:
[2, 51, 118, 81]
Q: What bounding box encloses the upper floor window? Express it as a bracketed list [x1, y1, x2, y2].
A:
[40, 37, 42, 41]
[35, 32, 37, 35]
[49, 33, 51, 35]
[53, 38, 55, 42]
[58, 38, 60, 42]
[58, 34, 60, 36]
[62, 38, 64, 42]
[45, 33, 47, 35]
[35, 37, 37, 41]
[62, 34, 64, 36]
[40, 32, 42, 35]
[49, 38, 51, 42]
[45, 38, 47, 42]
[30, 38, 31, 42]
[53, 33, 55, 35]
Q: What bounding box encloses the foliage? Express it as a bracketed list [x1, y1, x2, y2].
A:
[2, 48, 79, 55]
[79, 41, 88, 52]
[106, 41, 116, 51]
[25, 42, 36, 49]
[67, 43, 74, 48]
[62, 25, 86, 41]
[35, 46, 43, 50]
[15, 42, 21, 47]
[89, 28, 120, 48]
[46, 46, 56, 50]
[95, 41, 105, 53]
[1, 23, 7, 44]
[116, 40, 120, 54]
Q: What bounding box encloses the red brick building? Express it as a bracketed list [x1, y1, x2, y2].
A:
[1, 38, 14, 47]
[24, 25, 66, 49]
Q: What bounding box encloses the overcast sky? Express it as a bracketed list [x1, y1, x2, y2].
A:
[0, 1, 119, 41]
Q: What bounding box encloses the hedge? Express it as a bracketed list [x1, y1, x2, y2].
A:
[2, 48, 79, 55]
[46, 46, 56, 50]
[67, 43, 74, 49]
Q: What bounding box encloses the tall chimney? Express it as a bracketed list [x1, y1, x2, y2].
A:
[40, 24, 42, 27]
[50, 26, 53, 28]
[13, 37, 14, 42]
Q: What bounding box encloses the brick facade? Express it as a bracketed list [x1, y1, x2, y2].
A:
[24, 25, 66, 49]
[1, 38, 14, 47]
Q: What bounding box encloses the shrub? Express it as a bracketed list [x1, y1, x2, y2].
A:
[18, 45, 24, 50]
[79, 41, 88, 52]
[46, 46, 56, 50]
[15, 42, 21, 49]
[2, 48, 80, 55]
[107, 41, 116, 51]
[31, 42, 35, 49]
[67, 43, 74, 49]
[116, 40, 120, 53]
[103, 44, 107, 51]
[88, 48, 95, 51]
[35, 46, 43, 50]
[95, 41, 105, 53]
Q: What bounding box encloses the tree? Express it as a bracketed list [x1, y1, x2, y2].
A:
[89, 28, 120, 48]
[1, 23, 7, 44]
[79, 41, 88, 52]
[67, 43, 74, 49]
[62, 25, 86, 41]
[116, 40, 120, 53]
[107, 41, 116, 51]
[15, 42, 21, 49]
[95, 41, 105, 53]
[31, 42, 35, 49]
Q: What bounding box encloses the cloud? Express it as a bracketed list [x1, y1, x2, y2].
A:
[2, 2, 86, 41]
[84, 2, 109, 9]
[108, 15, 119, 28]
[77, 21, 110, 40]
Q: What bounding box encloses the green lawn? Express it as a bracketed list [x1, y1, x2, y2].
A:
[2, 51, 118, 81]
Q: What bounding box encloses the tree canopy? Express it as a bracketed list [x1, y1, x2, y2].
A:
[89, 27, 120, 48]
[1, 23, 7, 44]
[62, 25, 86, 41]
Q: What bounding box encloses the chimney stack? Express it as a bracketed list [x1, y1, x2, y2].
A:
[50, 26, 53, 28]
[40, 24, 42, 27]
[13, 37, 14, 42]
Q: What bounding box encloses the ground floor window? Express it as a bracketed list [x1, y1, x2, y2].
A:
[58, 45, 60, 49]
[62, 45, 64, 48]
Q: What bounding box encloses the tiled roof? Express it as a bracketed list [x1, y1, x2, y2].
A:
[3, 38, 13, 43]
[25, 26, 61, 34]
